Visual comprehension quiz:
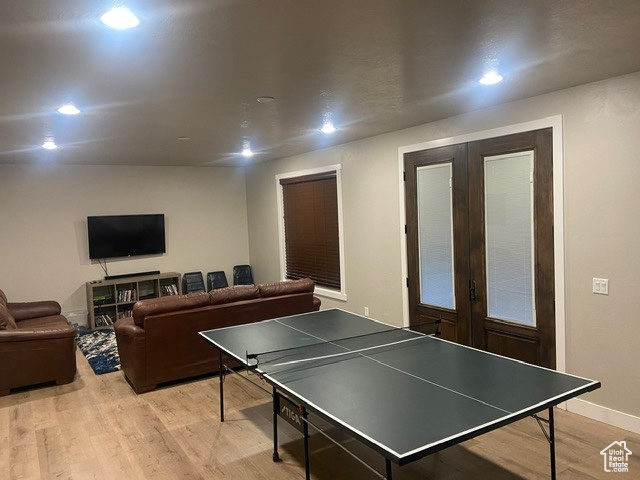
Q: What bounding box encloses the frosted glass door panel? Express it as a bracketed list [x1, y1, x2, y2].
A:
[417, 164, 455, 309]
[484, 151, 535, 326]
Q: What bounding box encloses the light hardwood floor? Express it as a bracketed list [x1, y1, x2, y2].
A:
[1, 349, 638, 479]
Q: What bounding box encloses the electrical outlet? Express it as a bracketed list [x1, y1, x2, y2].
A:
[364, 307, 369, 317]
[593, 278, 609, 295]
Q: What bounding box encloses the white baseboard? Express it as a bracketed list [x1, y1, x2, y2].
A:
[566, 398, 640, 434]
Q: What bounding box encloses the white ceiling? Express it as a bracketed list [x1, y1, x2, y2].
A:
[2, 0, 640, 167]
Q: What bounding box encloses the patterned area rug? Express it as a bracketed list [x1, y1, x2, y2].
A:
[76, 327, 121, 375]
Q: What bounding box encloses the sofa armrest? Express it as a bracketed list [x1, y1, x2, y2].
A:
[0, 324, 77, 395]
[8, 301, 62, 321]
[0, 324, 77, 343]
[114, 317, 152, 393]
[312, 296, 321, 310]
[114, 316, 144, 336]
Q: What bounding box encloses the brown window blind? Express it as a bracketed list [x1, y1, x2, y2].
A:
[280, 171, 340, 289]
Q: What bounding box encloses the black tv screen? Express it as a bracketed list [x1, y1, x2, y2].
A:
[87, 214, 166, 260]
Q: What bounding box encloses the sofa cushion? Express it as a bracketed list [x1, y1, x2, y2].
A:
[12, 314, 69, 330]
[132, 292, 210, 326]
[0, 303, 17, 330]
[209, 285, 260, 305]
[0, 289, 7, 307]
[258, 278, 315, 298]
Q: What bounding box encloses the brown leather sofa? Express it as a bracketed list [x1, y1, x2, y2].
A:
[0, 289, 77, 396]
[114, 278, 321, 393]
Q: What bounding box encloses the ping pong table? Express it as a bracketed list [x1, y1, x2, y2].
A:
[199, 309, 600, 479]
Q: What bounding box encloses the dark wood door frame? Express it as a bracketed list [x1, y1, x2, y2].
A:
[467, 128, 555, 367]
[404, 144, 471, 344]
[403, 127, 557, 368]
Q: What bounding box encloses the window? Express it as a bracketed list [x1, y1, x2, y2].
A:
[276, 165, 345, 300]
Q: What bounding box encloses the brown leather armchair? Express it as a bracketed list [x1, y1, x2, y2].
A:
[0, 289, 77, 396]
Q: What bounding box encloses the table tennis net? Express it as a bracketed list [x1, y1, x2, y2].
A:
[246, 326, 428, 376]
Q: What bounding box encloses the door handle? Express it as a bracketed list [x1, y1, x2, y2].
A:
[469, 280, 477, 302]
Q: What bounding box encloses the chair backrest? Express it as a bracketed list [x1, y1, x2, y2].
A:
[233, 264, 254, 285]
[182, 272, 205, 294]
[206, 271, 229, 291]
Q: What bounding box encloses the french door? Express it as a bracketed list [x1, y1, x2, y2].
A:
[404, 129, 555, 368]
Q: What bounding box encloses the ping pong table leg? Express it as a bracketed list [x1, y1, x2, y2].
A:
[549, 406, 556, 480]
[272, 387, 281, 462]
[385, 458, 393, 479]
[219, 350, 225, 422]
[302, 407, 310, 480]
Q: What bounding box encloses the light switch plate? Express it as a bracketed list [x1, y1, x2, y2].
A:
[593, 278, 609, 295]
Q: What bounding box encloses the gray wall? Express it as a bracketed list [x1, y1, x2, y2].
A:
[245, 71, 640, 423]
[0, 164, 250, 325]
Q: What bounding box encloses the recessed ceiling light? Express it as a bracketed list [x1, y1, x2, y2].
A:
[479, 71, 504, 85]
[177, 136, 191, 141]
[57, 104, 80, 115]
[320, 121, 336, 134]
[100, 7, 140, 30]
[241, 139, 254, 158]
[256, 96, 275, 103]
[42, 138, 58, 150]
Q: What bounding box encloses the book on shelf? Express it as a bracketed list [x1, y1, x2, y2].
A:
[94, 313, 114, 327]
[117, 289, 137, 303]
[161, 284, 179, 296]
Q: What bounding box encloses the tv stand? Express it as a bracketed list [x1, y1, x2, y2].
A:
[86, 272, 181, 330]
[105, 270, 161, 281]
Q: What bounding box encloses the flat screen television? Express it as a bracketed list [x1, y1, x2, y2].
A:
[87, 214, 166, 260]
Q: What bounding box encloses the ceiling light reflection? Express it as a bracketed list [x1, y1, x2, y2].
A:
[320, 121, 336, 134]
[57, 104, 80, 115]
[100, 7, 140, 30]
[42, 139, 58, 150]
[479, 71, 504, 85]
